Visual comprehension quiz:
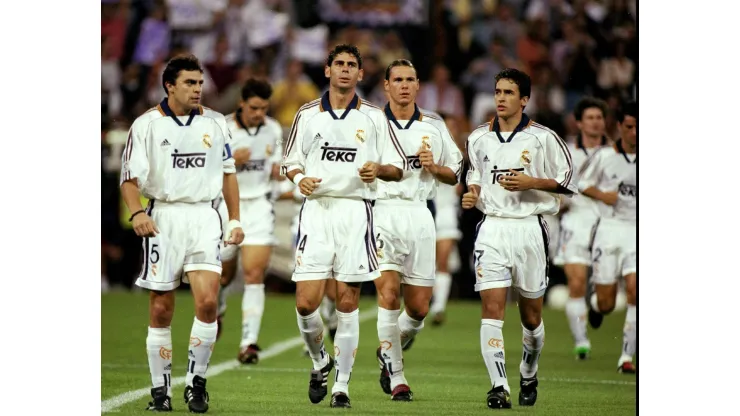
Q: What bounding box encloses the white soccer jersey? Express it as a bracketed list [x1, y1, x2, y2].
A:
[120, 98, 235, 203]
[377, 104, 463, 201]
[226, 111, 283, 199]
[281, 92, 407, 200]
[566, 139, 613, 216]
[465, 114, 577, 218]
[578, 140, 636, 224]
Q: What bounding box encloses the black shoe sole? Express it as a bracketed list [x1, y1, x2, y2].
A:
[487, 396, 512, 409]
[187, 403, 209, 414]
[391, 392, 413, 402]
[519, 392, 538, 406]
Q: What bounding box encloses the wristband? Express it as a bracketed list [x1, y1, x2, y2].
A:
[226, 219, 242, 230]
[292, 173, 306, 185]
[129, 209, 146, 222]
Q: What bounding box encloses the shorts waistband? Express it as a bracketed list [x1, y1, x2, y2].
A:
[149, 200, 213, 209]
[484, 215, 541, 224]
[374, 199, 426, 207]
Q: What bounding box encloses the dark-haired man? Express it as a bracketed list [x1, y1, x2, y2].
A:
[281, 44, 406, 408]
[120, 54, 244, 413]
[213, 78, 284, 364]
[462, 68, 575, 409]
[372, 59, 462, 402]
[578, 101, 637, 375]
[555, 96, 611, 360]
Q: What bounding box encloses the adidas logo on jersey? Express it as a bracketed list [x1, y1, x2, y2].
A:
[484, 155, 490, 162]
[161, 139, 171, 147]
[359, 265, 365, 270]
[314, 133, 323, 141]
[320, 142, 357, 162]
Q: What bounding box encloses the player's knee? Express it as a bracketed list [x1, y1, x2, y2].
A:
[335, 295, 359, 314]
[195, 297, 218, 319]
[481, 301, 505, 320]
[296, 297, 320, 316]
[377, 287, 401, 310]
[597, 297, 615, 314]
[406, 302, 428, 321]
[521, 313, 542, 331]
[150, 301, 174, 327]
[244, 268, 265, 284]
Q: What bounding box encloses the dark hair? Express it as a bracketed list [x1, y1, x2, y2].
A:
[574, 96, 608, 121]
[617, 101, 637, 123]
[494, 68, 531, 99]
[241, 78, 273, 101]
[384, 59, 416, 80]
[326, 44, 363, 69]
[161, 54, 203, 93]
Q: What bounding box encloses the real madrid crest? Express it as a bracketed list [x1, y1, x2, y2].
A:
[421, 136, 431, 150]
[355, 129, 365, 144]
[202, 134, 212, 149]
[520, 150, 531, 166]
[266, 144, 273, 156]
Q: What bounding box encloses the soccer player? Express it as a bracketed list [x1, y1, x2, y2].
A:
[556, 97, 610, 360]
[212, 79, 283, 364]
[281, 44, 407, 408]
[120, 54, 245, 413]
[462, 68, 575, 409]
[577, 101, 637, 374]
[429, 113, 466, 326]
[373, 59, 462, 402]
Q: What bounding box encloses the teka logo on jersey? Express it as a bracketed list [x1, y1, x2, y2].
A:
[320, 142, 357, 162]
[237, 159, 266, 172]
[491, 165, 524, 184]
[406, 155, 422, 169]
[618, 182, 636, 197]
[171, 149, 206, 169]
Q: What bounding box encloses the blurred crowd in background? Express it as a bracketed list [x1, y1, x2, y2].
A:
[101, 0, 637, 297]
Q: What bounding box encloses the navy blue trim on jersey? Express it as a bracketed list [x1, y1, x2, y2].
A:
[616, 139, 636, 164]
[427, 199, 436, 220]
[364, 200, 378, 272]
[223, 143, 233, 161]
[139, 200, 155, 281]
[384, 103, 422, 130]
[159, 98, 198, 126]
[320, 91, 359, 120]
[537, 214, 550, 281]
[235, 109, 264, 136]
[492, 113, 530, 143]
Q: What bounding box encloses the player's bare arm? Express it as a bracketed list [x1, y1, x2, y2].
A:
[498, 170, 574, 194]
[461, 185, 480, 209]
[417, 144, 457, 185]
[121, 179, 159, 237]
[359, 162, 403, 182]
[581, 186, 618, 205]
[232, 148, 251, 165]
[222, 172, 245, 245]
[287, 168, 322, 196]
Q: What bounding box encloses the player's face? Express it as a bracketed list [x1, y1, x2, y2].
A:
[325, 52, 363, 91]
[240, 96, 270, 126]
[384, 66, 419, 106]
[494, 78, 528, 119]
[577, 107, 605, 140]
[168, 70, 203, 111]
[619, 115, 637, 147]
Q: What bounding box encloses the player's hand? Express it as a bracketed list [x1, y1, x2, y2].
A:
[461, 186, 479, 209]
[358, 162, 379, 183]
[233, 148, 252, 165]
[602, 191, 618, 206]
[417, 145, 438, 175]
[133, 214, 159, 237]
[298, 177, 322, 196]
[225, 223, 245, 246]
[498, 169, 536, 191]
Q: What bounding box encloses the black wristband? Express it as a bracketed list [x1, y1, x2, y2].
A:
[129, 209, 146, 222]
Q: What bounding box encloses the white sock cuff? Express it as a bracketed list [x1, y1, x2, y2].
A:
[244, 283, 265, 292]
[296, 307, 320, 321]
[482, 319, 504, 329]
[148, 327, 171, 336]
[626, 304, 636, 322]
[377, 307, 401, 325]
[566, 297, 586, 308]
[522, 320, 544, 337]
[193, 317, 218, 333]
[336, 309, 359, 321]
[435, 271, 451, 279]
[400, 311, 424, 328]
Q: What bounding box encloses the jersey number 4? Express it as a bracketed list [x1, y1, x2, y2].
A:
[297, 235, 308, 252]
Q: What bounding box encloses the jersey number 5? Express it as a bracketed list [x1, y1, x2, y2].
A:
[150, 244, 160, 264]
